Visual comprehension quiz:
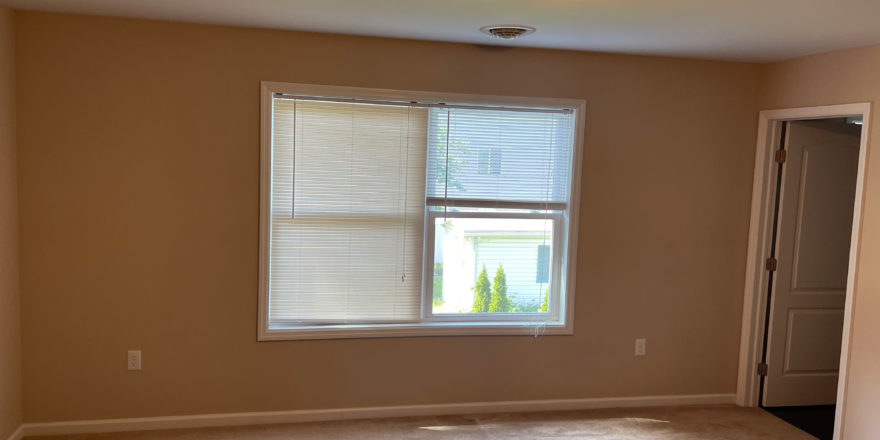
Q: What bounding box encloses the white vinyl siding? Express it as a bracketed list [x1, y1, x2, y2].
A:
[472, 237, 552, 308]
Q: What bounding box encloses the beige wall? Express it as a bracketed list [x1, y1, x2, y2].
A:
[16, 11, 760, 422]
[762, 44, 880, 439]
[0, 4, 21, 439]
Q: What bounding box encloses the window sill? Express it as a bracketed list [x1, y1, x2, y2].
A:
[259, 321, 573, 341]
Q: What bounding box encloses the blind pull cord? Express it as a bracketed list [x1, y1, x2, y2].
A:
[401, 105, 412, 283]
[443, 109, 451, 221]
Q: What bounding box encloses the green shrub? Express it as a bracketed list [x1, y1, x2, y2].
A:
[514, 301, 541, 312]
[471, 265, 491, 313]
[488, 265, 513, 313]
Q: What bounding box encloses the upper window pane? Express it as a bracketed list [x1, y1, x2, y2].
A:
[426, 108, 574, 203]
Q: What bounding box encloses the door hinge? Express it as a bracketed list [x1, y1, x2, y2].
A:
[766, 258, 778, 271]
[775, 149, 787, 164]
[757, 362, 769, 376]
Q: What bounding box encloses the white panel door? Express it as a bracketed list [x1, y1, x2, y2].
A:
[763, 121, 860, 407]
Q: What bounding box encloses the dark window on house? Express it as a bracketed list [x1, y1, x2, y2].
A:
[478, 148, 502, 175]
[536, 244, 551, 283]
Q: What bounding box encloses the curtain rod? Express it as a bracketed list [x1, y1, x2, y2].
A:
[273, 93, 574, 114]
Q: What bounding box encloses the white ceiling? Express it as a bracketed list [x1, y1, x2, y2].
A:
[3, 0, 880, 62]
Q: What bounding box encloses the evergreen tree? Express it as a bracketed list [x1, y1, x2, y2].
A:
[489, 265, 512, 312]
[471, 265, 491, 313]
[540, 288, 549, 312]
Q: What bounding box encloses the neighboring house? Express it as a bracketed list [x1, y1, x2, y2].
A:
[470, 233, 551, 309]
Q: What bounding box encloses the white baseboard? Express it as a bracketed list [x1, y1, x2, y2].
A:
[4, 425, 24, 440]
[19, 393, 735, 437]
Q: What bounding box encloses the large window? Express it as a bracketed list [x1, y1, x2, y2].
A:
[259, 83, 583, 340]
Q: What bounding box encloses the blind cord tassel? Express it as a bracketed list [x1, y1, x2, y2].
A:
[533, 321, 547, 339]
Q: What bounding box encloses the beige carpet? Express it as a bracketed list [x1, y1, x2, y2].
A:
[28, 405, 816, 439]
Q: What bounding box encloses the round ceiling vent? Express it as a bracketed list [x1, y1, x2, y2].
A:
[480, 25, 536, 40]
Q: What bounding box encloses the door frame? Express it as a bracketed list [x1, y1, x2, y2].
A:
[736, 103, 872, 440]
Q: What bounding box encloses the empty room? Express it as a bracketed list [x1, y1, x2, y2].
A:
[2, 1, 880, 439]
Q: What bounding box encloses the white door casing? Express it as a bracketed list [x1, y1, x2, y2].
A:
[763, 121, 860, 407]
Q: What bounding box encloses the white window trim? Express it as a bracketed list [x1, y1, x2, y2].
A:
[258, 81, 586, 341]
[421, 210, 565, 324]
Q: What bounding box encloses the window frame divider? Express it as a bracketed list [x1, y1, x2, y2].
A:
[424, 197, 568, 211]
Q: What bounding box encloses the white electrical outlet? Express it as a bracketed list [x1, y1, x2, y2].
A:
[127, 350, 142, 371]
[635, 338, 647, 356]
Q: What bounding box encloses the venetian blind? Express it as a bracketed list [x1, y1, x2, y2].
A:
[268, 98, 427, 324]
[425, 107, 574, 206]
